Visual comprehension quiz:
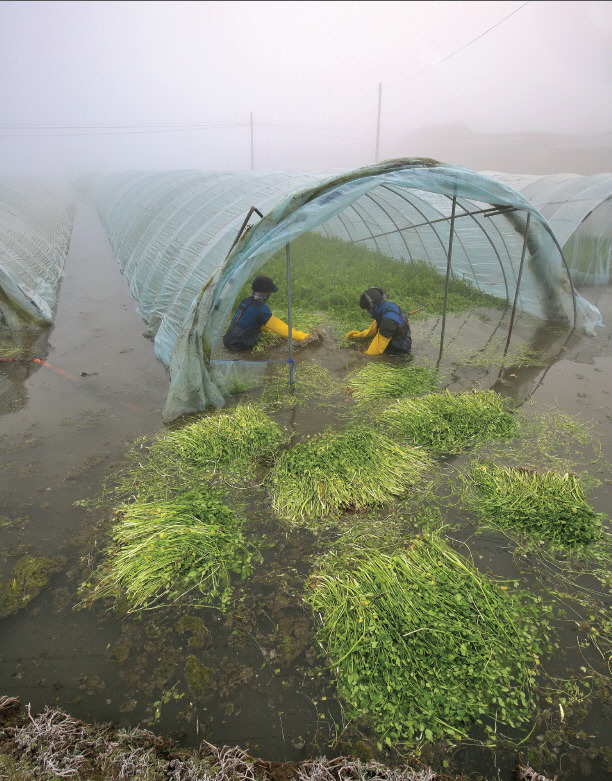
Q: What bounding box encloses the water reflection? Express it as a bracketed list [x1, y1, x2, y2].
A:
[0, 326, 51, 415]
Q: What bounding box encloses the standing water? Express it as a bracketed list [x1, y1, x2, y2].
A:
[1, 200, 611, 780]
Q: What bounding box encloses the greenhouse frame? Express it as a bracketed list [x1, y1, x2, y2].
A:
[92, 158, 607, 422]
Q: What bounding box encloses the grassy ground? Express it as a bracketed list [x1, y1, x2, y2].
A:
[231, 231, 505, 345]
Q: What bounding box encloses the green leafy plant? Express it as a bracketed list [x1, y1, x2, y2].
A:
[461, 462, 605, 547]
[346, 362, 440, 403]
[269, 427, 432, 523]
[233, 232, 504, 340]
[382, 389, 518, 454]
[162, 404, 285, 470]
[307, 535, 551, 747]
[79, 487, 261, 613]
[113, 404, 286, 501]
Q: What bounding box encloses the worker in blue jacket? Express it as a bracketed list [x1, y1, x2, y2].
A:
[346, 287, 412, 355]
[223, 275, 319, 352]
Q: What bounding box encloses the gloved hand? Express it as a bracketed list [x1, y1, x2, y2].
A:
[346, 321, 377, 340]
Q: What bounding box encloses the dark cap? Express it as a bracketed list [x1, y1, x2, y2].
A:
[252, 275, 279, 294]
[360, 287, 385, 310]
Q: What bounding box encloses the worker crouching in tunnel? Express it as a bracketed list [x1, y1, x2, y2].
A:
[223, 275, 322, 352]
[346, 287, 412, 355]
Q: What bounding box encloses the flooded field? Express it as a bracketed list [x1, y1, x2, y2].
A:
[1, 200, 611, 780]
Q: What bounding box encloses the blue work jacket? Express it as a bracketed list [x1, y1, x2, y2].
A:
[369, 300, 412, 354]
[223, 296, 272, 352]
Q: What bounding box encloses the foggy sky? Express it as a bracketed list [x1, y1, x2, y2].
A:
[0, 0, 610, 177]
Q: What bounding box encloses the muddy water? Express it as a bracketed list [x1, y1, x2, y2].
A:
[1, 202, 611, 780]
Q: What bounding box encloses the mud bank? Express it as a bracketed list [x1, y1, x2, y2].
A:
[0, 697, 551, 781]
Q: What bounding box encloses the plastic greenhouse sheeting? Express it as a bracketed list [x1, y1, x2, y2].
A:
[93, 159, 603, 423]
[485, 171, 612, 285]
[0, 176, 75, 328]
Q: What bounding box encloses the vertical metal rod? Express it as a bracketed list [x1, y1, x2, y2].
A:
[286, 243, 294, 386]
[375, 82, 382, 162]
[250, 112, 254, 171]
[502, 212, 531, 363]
[438, 195, 457, 363]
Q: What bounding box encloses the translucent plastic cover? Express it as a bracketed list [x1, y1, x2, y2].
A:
[0, 176, 74, 327]
[485, 171, 612, 285]
[93, 160, 602, 422]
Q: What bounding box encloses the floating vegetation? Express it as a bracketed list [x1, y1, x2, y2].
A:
[448, 335, 548, 370]
[382, 390, 518, 454]
[0, 555, 65, 619]
[461, 462, 605, 548]
[269, 428, 432, 523]
[114, 404, 286, 501]
[79, 488, 260, 613]
[259, 363, 341, 407]
[346, 363, 440, 404]
[306, 536, 551, 747]
[162, 404, 284, 471]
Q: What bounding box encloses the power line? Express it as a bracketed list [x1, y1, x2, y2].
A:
[0, 122, 249, 138]
[0, 121, 246, 130]
[392, 1, 531, 86]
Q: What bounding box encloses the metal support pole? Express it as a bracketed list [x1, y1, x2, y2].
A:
[286, 243, 294, 386]
[375, 83, 382, 163]
[225, 205, 264, 260]
[502, 212, 531, 363]
[438, 195, 457, 363]
[250, 112, 254, 170]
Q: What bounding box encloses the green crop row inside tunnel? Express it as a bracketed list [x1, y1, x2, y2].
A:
[90, 159, 606, 422]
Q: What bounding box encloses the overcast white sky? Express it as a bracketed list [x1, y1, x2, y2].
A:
[0, 0, 610, 176]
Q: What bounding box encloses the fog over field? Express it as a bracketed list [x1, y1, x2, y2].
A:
[0, 0, 610, 177]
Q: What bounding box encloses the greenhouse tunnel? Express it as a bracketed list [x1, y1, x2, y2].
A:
[0, 176, 75, 329]
[485, 171, 612, 286]
[92, 159, 604, 422]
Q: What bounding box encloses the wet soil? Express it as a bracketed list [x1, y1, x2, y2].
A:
[0, 200, 611, 780]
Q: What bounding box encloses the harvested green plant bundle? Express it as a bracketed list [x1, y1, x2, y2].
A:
[462, 462, 604, 547]
[307, 536, 550, 746]
[346, 363, 439, 403]
[157, 404, 285, 472]
[382, 390, 518, 454]
[269, 428, 432, 522]
[80, 488, 260, 612]
[260, 363, 340, 406]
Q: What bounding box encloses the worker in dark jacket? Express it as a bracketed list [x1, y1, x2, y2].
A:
[223, 275, 317, 352]
[346, 287, 412, 355]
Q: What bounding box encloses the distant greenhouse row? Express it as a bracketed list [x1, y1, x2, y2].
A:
[1, 162, 610, 420]
[0, 177, 74, 328]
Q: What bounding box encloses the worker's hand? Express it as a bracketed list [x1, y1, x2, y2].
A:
[299, 328, 325, 347]
[346, 321, 377, 340]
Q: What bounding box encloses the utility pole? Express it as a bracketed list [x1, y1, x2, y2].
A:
[250, 111, 254, 170]
[375, 83, 382, 162]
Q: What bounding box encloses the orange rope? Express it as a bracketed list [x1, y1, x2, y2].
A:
[0, 356, 78, 381]
[1, 355, 147, 414]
